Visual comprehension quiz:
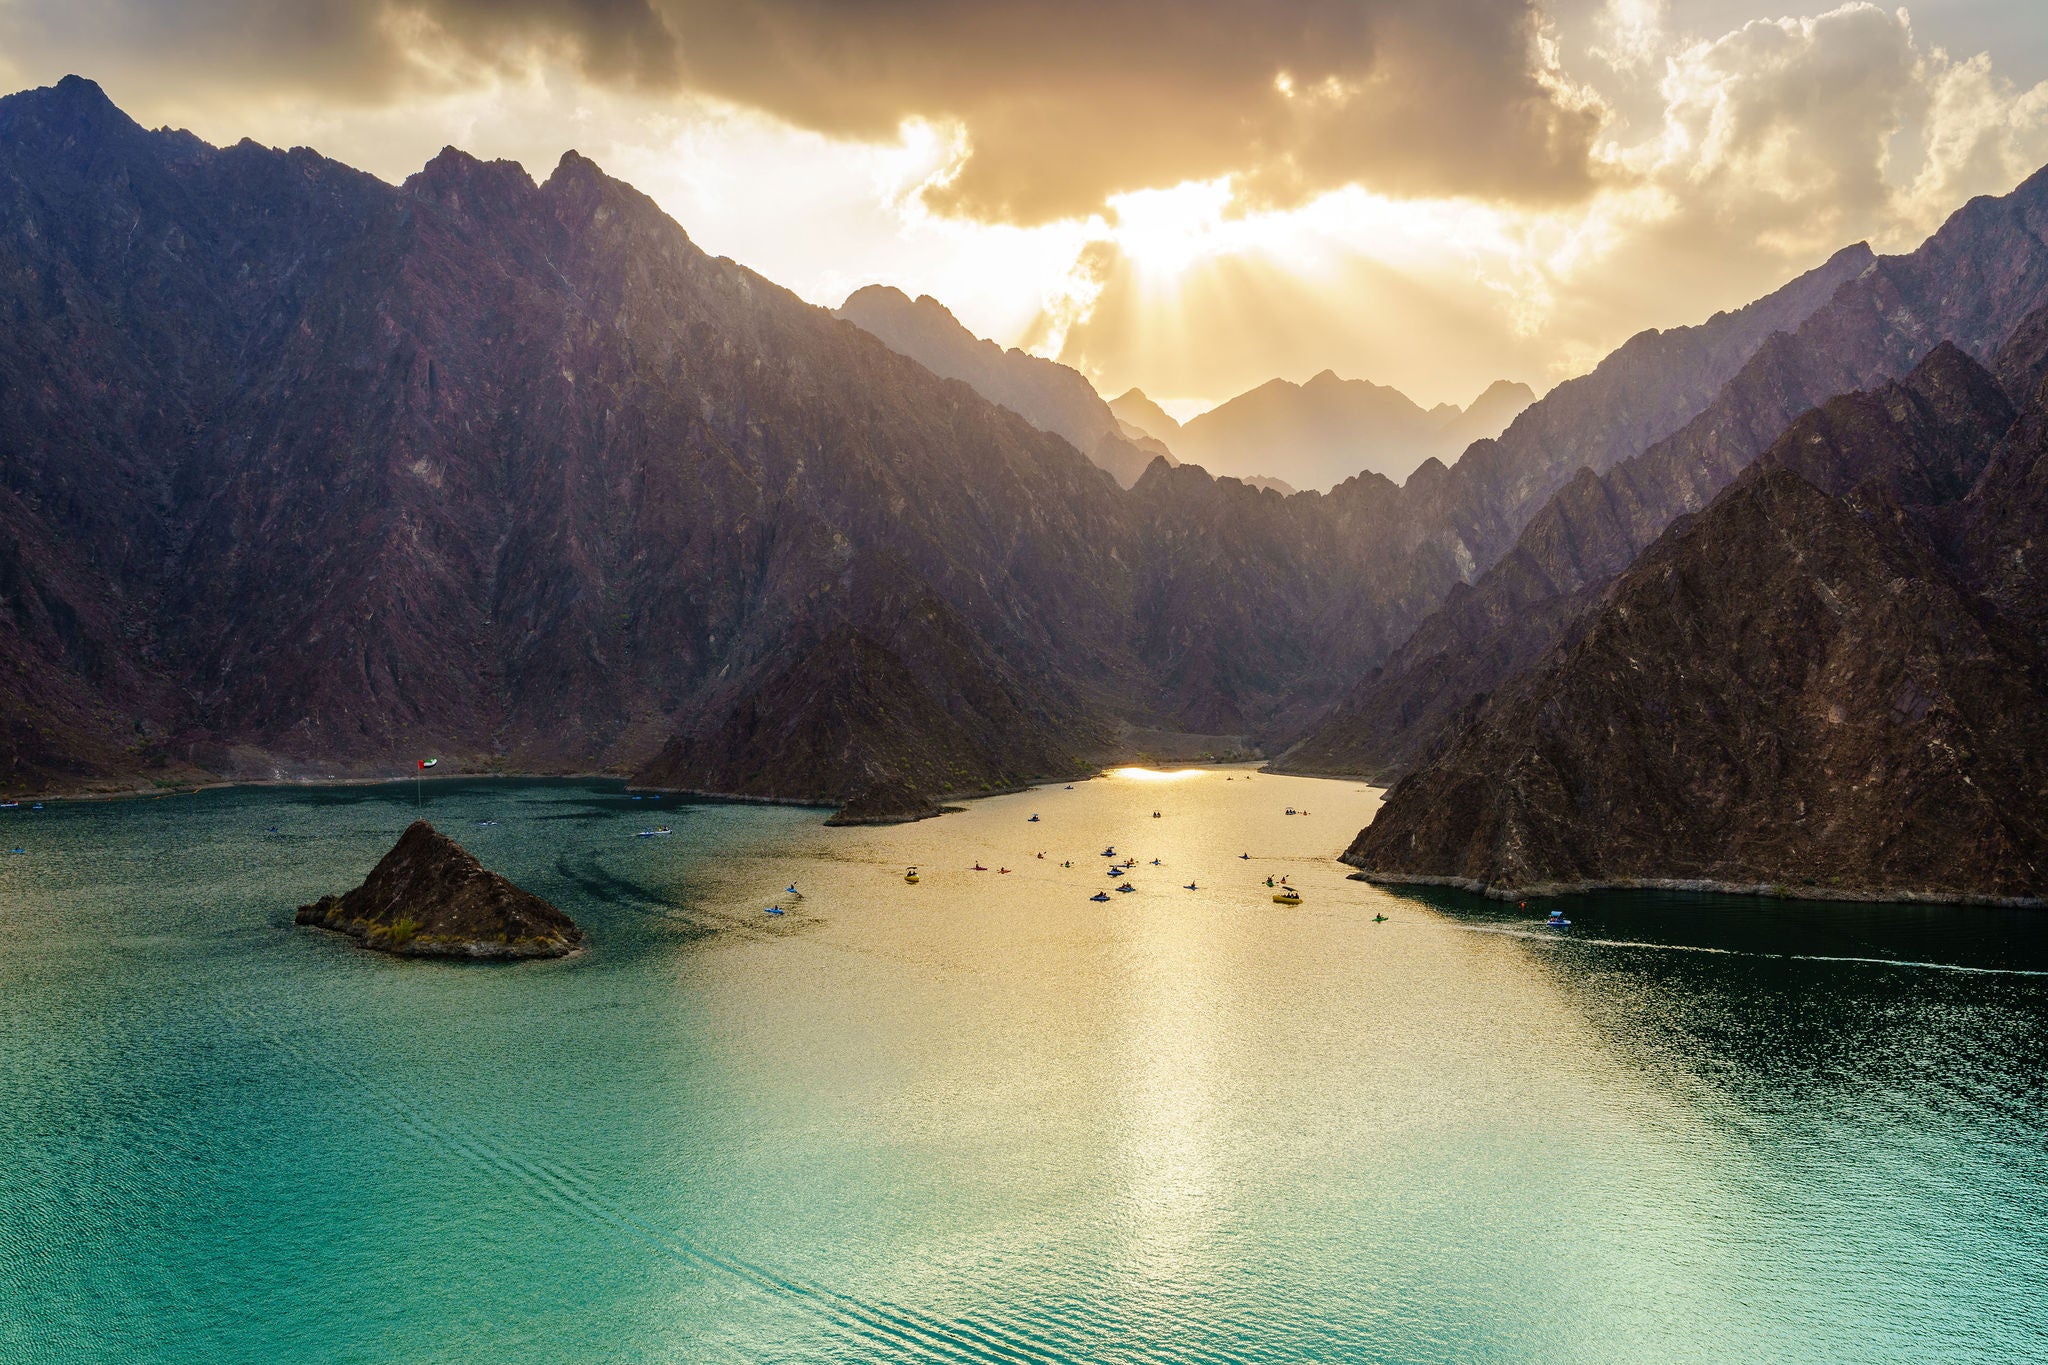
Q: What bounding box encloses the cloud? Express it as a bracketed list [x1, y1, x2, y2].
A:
[1899, 47, 2048, 236]
[1633, 3, 1922, 254]
[1044, 2, 2048, 410]
[4, 0, 2046, 421]
[0, 0, 1606, 222]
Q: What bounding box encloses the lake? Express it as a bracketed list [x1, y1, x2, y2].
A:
[1, 768, 2044, 1363]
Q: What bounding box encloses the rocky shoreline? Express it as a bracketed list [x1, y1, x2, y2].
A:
[1347, 868, 2046, 910]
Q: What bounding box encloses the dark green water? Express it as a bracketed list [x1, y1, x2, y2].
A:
[1, 772, 2044, 1363]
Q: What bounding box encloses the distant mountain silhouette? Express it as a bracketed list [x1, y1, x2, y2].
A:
[1167, 371, 1532, 490]
[1108, 387, 1182, 443]
[836, 284, 1172, 487]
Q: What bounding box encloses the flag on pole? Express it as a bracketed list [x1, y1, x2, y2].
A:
[419, 758, 438, 770]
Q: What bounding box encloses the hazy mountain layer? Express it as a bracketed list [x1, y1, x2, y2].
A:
[1108, 388, 1182, 443]
[1166, 371, 1533, 490]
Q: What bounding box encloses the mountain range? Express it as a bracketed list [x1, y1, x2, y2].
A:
[1344, 331, 2048, 903]
[1, 75, 2017, 841]
[1157, 372, 1535, 491]
[1284, 170, 2048, 783]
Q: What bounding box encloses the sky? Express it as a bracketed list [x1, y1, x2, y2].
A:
[2, 1, 2045, 416]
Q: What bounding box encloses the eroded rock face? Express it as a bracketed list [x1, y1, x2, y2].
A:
[296, 822, 582, 958]
[1342, 341, 2048, 906]
[1286, 176, 2048, 781]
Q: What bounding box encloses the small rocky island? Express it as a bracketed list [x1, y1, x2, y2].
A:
[296, 821, 583, 959]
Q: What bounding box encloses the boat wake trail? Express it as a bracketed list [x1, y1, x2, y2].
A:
[215, 994, 1229, 1365]
[1456, 924, 2048, 977]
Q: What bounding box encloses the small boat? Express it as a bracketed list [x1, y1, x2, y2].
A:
[786, 885, 801, 896]
[1064, 785, 1075, 790]
[1115, 883, 1136, 893]
[1184, 882, 1198, 890]
[478, 819, 498, 827]
[31, 803, 43, 811]
[1373, 913, 1388, 923]
[1151, 811, 1161, 819]
[632, 795, 643, 801]
[1272, 890, 1302, 906]
[973, 863, 988, 871]
[1036, 852, 1046, 860]
[998, 867, 1012, 874]
[905, 869, 920, 884]
[764, 906, 784, 916]
[1239, 853, 1250, 860]
[1149, 859, 1161, 866]
[1028, 814, 1040, 823]
[7, 847, 23, 855]
[1101, 846, 1116, 857]
[1545, 909, 1572, 930]
[0, 801, 17, 809]
[1090, 892, 1111, 902]
[655, 826, 672, 835]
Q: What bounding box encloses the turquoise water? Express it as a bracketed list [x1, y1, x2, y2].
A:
[1, 770, 2044, 1363]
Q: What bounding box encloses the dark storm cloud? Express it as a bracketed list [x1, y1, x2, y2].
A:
[5, 0, 1603, 219]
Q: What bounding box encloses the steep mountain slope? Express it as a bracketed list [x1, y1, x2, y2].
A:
[1342, 340, 2048, 904]
[1287, 177, 2048, 778]
[836, 284, 1171, 487]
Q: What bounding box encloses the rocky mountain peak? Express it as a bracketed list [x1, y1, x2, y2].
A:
[407, 145, 536, 210]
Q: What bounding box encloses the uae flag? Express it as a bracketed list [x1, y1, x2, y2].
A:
[418, 758, 438, 770]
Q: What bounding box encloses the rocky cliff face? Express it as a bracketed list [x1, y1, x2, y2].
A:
[1288, 175, 2048, 779]
[1342, 339, 2048, 905]
[297, 821, 582, 958]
